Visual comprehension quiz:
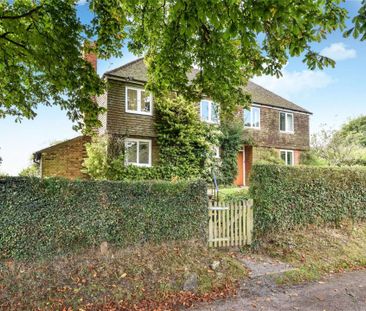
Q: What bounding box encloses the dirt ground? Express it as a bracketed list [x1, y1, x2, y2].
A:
[192, 270, 366, 311]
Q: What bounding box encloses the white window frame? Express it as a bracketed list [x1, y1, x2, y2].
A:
[124, 138, 152, 167]
[244, 106, 261, 129]
[212, 145, 220, 158]
[280, 149, 294, 166]
[279, 112, 294, 133]
[125, 86, 153, 116]
[200, 100, 219, 124]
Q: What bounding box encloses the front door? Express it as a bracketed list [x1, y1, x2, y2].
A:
[234, 151, 244, 186]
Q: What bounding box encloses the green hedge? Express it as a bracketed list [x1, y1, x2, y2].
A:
[250, 164, 366, 236]
[0, 177, 207, 260]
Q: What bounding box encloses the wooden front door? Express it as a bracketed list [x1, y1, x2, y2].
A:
[234, 151, 244, 186]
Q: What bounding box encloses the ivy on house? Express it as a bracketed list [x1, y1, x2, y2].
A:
[83, 95, 222, 181]
[218, 119, 248, 185]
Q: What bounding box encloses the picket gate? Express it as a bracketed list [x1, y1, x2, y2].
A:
[208, 199, 253, 247]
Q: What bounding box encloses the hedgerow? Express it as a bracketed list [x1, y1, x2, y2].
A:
[250, 164, 366, 236]
[0, 177, 207, 260]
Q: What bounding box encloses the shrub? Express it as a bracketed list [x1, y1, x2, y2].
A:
[219, 187, 251, 202]
[250, 164, 366, 236]
[0, 177, 207, 260]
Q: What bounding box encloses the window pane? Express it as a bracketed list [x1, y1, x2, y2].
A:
[211, 102, 219, 123]
[127, 89, 138, 111]
[139, 142, 149, 164]
[252, 107, 260, 128]
[200, 101, 209, 121]
[280, 151, 286, 163]
[244, 109, 251, 127]
[141, 91, 151, 113]
[287, 152, 293, 165]
[287, 114, 294, 132]
[126, 141, 137, 163]
[280, 112, 286, 131]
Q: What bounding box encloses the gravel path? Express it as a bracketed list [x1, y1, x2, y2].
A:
[192, 270, 366, 311]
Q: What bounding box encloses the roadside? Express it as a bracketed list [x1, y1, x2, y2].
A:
[192, 269, 366, 311]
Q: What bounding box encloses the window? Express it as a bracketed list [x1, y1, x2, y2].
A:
[212, 145, 220, 158]
[126, 87, 152, 115]
[279, 112, 294, 133]
[125, 138, 152, 167]
[200, 100, 219, 123]
[280, 150, 294, 166]
[244, 107, 260, 128]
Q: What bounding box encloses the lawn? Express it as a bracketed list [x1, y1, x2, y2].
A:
[0, 241, 247, 310]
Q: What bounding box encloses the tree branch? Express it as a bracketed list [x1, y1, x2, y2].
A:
[0, 34, 28, 50]
[0, 6, 42, 20]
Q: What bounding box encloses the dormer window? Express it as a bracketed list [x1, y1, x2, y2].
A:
[200, 100, 219, 124]
[244, 107, 260, 129]
[126, 87, 152, 115]
[279, 112, 294, 133]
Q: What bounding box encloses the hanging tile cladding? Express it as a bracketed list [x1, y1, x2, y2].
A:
[106, 79, 157, 137]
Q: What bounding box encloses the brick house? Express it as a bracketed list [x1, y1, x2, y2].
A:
[34, 58, 311, 185]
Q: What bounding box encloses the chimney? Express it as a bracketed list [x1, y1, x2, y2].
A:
[83, 41, 97, 71]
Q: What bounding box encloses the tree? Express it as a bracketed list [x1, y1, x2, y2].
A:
[19, 163, 39, 177]
[0, 1, 350, 128]
[311, 122, 366, 167]
[337, 115, 366, 147]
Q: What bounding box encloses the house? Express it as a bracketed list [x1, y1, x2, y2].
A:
[33, 58, 311, 185]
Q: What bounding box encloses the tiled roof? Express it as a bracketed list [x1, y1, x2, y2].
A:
[104, 58, 311, 114]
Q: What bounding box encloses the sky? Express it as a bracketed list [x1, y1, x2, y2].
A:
[0, 1, 365, 175]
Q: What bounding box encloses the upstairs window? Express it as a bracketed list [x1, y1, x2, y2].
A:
[280, 112, 294, 133]
[280, 150, 294, 166]
[126, 87, 152, 115]
[244, 107, 260, 128]
[200, 100, 219, 124]
[125, 138, 152, 167]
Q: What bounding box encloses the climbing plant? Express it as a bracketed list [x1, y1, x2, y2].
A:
[218, 119, 247, 185]
[83, 95, 221, 181]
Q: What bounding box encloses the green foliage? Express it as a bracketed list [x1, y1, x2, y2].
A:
[311, 123, 366, 166]
[219, 187, 251, 202]
[155, 95, 220, 179]
[19, 163, 39, 177]
[0, 1, 115, 131]
[250, 164, 366, 237]
[338, 115, 366, 147]
[83, 135, 109, 179]
[345, 0, 366, 41]
[300, 150, 328, 166]
[0, 177, 207, 260]
[1, 1, 352, 129]
[219, 120, 245, 185]
[254, 147, 283, 165]
[84, 96, 221, 181]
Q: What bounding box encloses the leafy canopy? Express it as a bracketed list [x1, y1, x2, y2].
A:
[0, 0, 360, 129]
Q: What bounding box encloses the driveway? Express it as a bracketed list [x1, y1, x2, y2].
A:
[192, 270, 366, 311]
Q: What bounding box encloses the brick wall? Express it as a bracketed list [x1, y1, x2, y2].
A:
[40, 136, 91, 179]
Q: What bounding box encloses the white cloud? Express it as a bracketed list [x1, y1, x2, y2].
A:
[320, 42, 357, 61]
[252, 68, 334, 99]
[77, 0, 87, 5]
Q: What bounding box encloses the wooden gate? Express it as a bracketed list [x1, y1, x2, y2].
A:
[208, 199, 253, 247]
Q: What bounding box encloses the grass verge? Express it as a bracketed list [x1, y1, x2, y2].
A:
[256, 221, 366, 285]
[0, 240, 247, 310]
